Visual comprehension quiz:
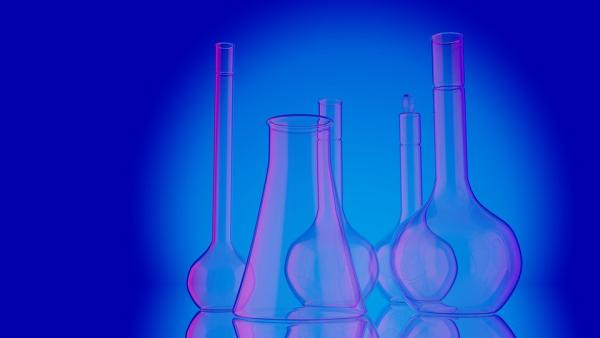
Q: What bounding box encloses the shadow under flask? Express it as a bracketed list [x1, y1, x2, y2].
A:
[376, 95, 423, 304]
[318, 98, 379, 297]
[391, 32, 522, 314]
[233, 114, 364, 321]
[187, 42, 245, 310]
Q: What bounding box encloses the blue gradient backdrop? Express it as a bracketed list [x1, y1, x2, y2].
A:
[4, 0, 598, 336]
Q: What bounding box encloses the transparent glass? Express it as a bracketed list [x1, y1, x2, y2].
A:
[318, 98, 379, 297]
[186, 311, 236, 338]
[233, 317, 377, 338]
[376, 95, 423, 303]
[391, 33, 522, 314]
[187, 42, 245, 310]
[233, 114, 365, 320]
[376, 304, 414, 338]
[402, 315, 515, 337]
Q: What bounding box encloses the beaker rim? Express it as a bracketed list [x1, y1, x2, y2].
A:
[432, 32, 464, 45]
[267, 114, 332, 132]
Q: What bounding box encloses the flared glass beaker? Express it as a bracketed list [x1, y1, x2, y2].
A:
[391, 33, 522, 314]
[187, 42, 245, 310]
[233, 114, 365, 320]
[376, 95, 423, 303]
[318, 98, 379, 297]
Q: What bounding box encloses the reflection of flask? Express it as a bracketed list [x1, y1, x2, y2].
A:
[376, 303, 414, 338]
[186, 311, 236, 338]
[318, 99, 379, 296]
[376, 95, 423, 303]
[402, 315, 514, 338]
[392, 32, 522, 314]
[187, 42, 245, 310]
[234, 317, 377, 338]
[233, 114, 364, 320]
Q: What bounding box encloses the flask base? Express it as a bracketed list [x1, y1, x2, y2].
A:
[411, 300, 499, 316]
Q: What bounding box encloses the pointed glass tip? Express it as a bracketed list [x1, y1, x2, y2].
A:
[402, 94, 415, 113]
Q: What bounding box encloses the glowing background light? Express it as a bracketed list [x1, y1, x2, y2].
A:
[137, 2, 567, 336]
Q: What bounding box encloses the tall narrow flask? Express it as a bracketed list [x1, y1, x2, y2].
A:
[318, 99, 379, 296]
[391, 33, 522, 314]
[187, 42, 245, 310]
[234, 114, 364, 320]
[376, 95, 423, 303]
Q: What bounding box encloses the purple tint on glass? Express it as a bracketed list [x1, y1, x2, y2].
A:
[233, 114, 364, 321]
[376, 95, 424, 304]
[187, 42, 245, 310]
[391, 33, 522, 314]
[318, 98, 379, 297]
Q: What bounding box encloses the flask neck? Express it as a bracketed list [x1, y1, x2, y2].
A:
[316, 136, 341, 222]
[399, 143, 423, 221]
[211, 42, 234, 246]
[432, 86, 472, 196]
[318, 99, 344, 207]
[431, 33, 472, 197]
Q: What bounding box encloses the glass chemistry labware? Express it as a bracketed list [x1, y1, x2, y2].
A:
[233, 114, 365, 320]
[318, 98, 379, 297]
[391, 32, 522, 314]
[376, 95, 423, 303]
[187, 42, 245, 310]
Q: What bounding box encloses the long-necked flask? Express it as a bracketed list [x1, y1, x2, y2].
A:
[391, 32, 522, 314]
[376, 95, 423, 303]
[187, 42, 245, 310]
[233, 114, 364, 320]
[318, 98, 379, 297]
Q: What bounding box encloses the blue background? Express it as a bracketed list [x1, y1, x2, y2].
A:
[3, 0, 598, 336]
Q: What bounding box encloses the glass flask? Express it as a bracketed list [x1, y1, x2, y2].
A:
[186, 311, 236, 338]
[391, 32, 522, 314]
[376, 95, 423, 303]
[401, 315, 514, 338]
[318, 98, 379, 297]
[233, 317, 377, 338]
[187, 42, 245, 310]
[233, 114, 365, 320]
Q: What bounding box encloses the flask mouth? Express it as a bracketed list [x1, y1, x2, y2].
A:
[216, 42, 234, 75]
[432, 32, 464, 45]
[268, 114, 332, 132]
